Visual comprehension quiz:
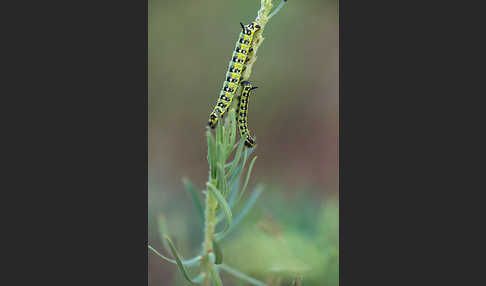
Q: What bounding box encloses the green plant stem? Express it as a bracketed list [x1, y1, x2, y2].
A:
[202, 181, 219, 286]
[203, 187, 218, 253]
[200, 2, 284, 284]
[240, 0, 275, 81]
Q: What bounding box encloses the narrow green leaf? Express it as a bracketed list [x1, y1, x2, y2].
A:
[209, 266, 224, 286]
[206, 130, 213, 164]
[216, 114, 224, 146]
[222, 116, 228, 148]
[218, 135, 227, 167]
[229, 109, 236, 150]
[182, 178, 205, 226]
[228, 171, 242, 206]
[218, 114, 233, 164]
[218, 264, 265, 286]
[216, 163, 228, 197]
[237, 155, 258, 205]
[147, 245, 201, 266]
[164, 236, 198, 284]
[218, 185, 263, 241]
[148, 244, 176, 264]
[215, 208, 227, 225]
[224, 109, 237, 159]
[206, 130, 216, 178]
[213, 239, 223, 264]
[228, 149, 249, 205]
[215, 122, 220, 146]
[229, 146, 255, 189]
[216, 148, 254, 224]
[192, 273, 206, 284]
[233, 185, 263, 228]
[215, 168, 241, 225]
[207, 182, 232, 239]
[226, 138, 246, 180]
[156, 215, 171, 255]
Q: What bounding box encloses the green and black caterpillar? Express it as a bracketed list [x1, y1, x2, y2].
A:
[237, 81, 258, 147]
[207, 22, 261, 129]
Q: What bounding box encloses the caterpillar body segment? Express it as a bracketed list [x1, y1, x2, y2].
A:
[236, 81, 258, 148]
[208, 22, 261, 129]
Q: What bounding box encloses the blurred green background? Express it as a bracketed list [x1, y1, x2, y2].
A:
[149, 0, 338, 285]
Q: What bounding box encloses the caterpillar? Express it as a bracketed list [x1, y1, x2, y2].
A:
[236, 81, 258, 148]
[208, 21, 261, 129]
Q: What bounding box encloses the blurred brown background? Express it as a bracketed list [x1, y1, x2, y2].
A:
[149, 0, 338, 285]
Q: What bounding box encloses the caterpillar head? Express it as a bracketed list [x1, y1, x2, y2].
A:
[240, 81, 258, 92]
[244, 137, 256, 148]
[240, 22, 261, 35]
[248, 22, 261, 32]
[208, 113, 218, 129]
